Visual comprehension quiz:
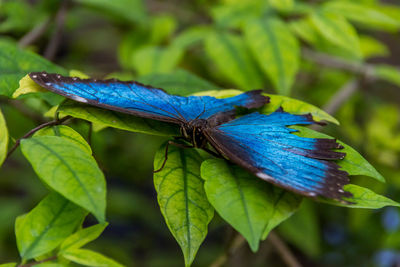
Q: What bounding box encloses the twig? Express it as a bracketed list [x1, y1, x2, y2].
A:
[323, 79, 359, 115]
[268, 231, 302, 267]
[302, 48, 376, 81]
[44, 0, 70, 60]
[5, 116, 71, 160]
[18, 18, 51, 48]
[210, 233, 246, 267]
[18, 255, 57, 267]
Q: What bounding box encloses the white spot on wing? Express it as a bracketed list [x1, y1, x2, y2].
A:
[42, 73, 47, 77]
[45, 82, 51, 86]
[32, 75, 37, 78]
[256, 172, 273, 182]
[70, 95, 88, 103]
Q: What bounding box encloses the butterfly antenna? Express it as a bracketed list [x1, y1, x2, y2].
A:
[153, 141, 194, 173]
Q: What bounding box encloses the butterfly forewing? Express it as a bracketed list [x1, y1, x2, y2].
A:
[29, 72, 268, 124]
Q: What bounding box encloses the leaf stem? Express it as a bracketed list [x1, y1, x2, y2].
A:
[210, 233, 246, 267]
[5, 116, 71, 160]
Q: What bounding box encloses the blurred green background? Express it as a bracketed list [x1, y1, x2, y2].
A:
[1, 0, 400, 266]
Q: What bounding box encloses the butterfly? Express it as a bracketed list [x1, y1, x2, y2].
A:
[29, 71, 352, 200]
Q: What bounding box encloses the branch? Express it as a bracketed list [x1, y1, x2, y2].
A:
[322, 79, 359, 115]
[210, 233, 246, 267]
[268, 232, 302, 267]
[18, 18, 51, 48]
[44, 0, 70, 60]
[302, 48, 376, 81]
[5, 116, 71, 160]
[18, 256, 57, 267]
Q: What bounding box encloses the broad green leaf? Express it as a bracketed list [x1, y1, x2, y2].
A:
[0, 40, 66, 97]
[269, 0, 294, 12]
[202, 159, 276, 252]
[244, 18, 300, 95]
[138, 69, 219, 96]
[292, 126, 385, 182]
[15, 192, 86, 260]
[35, 264, 66, 267]
[359, 35, 389, 59]
[20, 136, 106, 222]
[60, 223, 108, 252]
[263, 94, 339, 124]
[132, 46, 183, 76]
[172, 26, 213, 49]
[34, 125, 92, 155]
[150, 14, 177, 44]
[309, 11, 361, 58]
[0, 263, 16, 267]
[374, 64, 400, 87]
[323, 1, 400, 31]
[289, 18, 319, 44]
[194, 90, 339, 124]
[61, 248, 124, 267]
[261, 189, 302, 240]
[154, 145, 214, 266]
[278, 201, 321, 257]
[58, 101, 179, 137]
[0, 108, 8, 167]
[322, 184, 400, 208]
[205, 32, 264, 90]
[75, 0, 146, 24]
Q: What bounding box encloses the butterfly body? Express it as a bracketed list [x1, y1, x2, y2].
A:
[29, 72, 352, 201]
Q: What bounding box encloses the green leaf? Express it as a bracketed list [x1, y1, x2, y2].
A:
[12, 74, 46, 98]
[75, 0, 147, 24]
[309, 11, 361, 58]
[202, 159, 285, 252]
[205, 32, 264, 90]
[359, 35, 389, 59]
[154, 144, 214, 266]
[58, 100, 179, 136]
[20, 136, 106, 222]
[264, 94, 339, 124]
[261, 189, 302, 240]
[15, 192, 86, 260]
[269, 0, 294, 12]
[0, 108, 8, 167]
[244, 18, 300, 95]
[0, 263, 17, 267]
[138, 69, 220, 96]
[171, 26, 213, 49]
[132, 45, 183, 76]
[60, 223, 108, 252]
[278, 201, 321, 257]
[34, 125, 92, 155]
[61, 248, 125, 267]
[292, 126, 385, 182]
[322, 184, 400, 208]
[323, 1, 400, 31]
[374, 64, 400, 87]
[0, 40, 66, 97]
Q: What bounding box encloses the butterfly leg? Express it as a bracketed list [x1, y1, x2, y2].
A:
[153, 140, 194, 173]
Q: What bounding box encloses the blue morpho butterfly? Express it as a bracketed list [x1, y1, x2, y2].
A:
[29, 72, 352, 201]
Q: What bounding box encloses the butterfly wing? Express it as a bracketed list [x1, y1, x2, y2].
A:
[205, 110, 351, 200]
[29, 72, 268, 124]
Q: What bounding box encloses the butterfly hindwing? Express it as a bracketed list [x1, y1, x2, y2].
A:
[29, 72, 268, 124]
[205, 111, 352, 200]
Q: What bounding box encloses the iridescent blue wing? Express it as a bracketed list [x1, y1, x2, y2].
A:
[205, 110, 352, 200]
[29, 72, 268, 124]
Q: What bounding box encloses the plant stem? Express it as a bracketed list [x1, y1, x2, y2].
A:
[210, 233, 246, 267]
[322, 79, 359, 115]
[5, 116, 71, 160]
[18, 18, 51, 48]
[268, 231, 302, 267]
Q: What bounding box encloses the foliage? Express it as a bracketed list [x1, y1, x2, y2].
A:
[1, 0, 400, 266]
